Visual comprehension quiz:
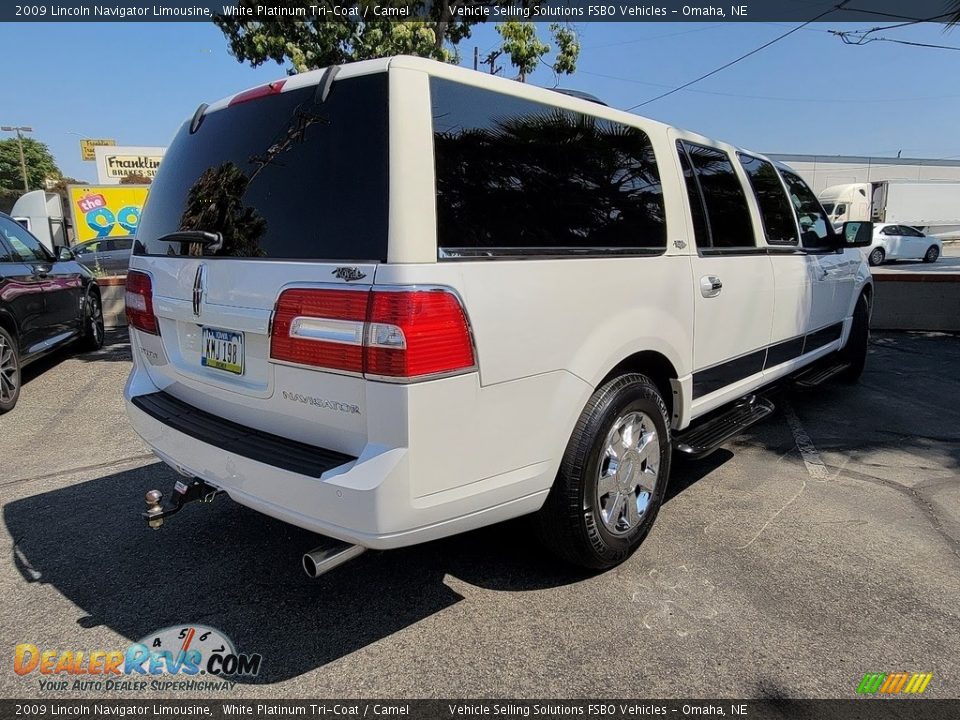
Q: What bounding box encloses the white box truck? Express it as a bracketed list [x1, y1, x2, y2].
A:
[819, 181, 960, 241]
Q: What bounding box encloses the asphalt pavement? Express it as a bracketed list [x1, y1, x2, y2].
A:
[0, 329, 958, 699]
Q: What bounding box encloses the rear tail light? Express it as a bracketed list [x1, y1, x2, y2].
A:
[125, 270, 159, 335]
[270, 287, 476, 381]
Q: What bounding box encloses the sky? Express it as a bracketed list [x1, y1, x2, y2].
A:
[3, 19, 960, 181]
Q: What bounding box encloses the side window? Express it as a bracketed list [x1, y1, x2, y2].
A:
[113, 238, 134, 251]
[778, 170, 832, 248]
[677, 142, 710, 248]
[834, 203, 847, 216]
[431, 79, 667, 257]
[0, 217, 51, 262]
[880, 225, 898, 236]
[679, 141, 756, 249]
[737, 153, 799, 246]
[900, 226, 922, 237]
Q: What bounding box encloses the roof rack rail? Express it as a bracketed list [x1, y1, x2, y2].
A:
[550, 88, 608, 106]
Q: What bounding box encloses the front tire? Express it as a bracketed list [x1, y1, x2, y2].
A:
[0, 327, 21, 414]
[838, 292, 870, 383]
[535, 373, 671, 570]
[923, 245, 940, 263]
[868, 247, 885, 266]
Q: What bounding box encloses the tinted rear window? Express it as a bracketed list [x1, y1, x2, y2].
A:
[136, 73, 388, 261]
[431, 79, 666, 257]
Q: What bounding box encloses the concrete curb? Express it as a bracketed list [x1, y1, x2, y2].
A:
[871, 273, 960, 332]
[96, 276, 127, 328]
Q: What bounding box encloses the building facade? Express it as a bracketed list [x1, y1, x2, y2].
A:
[767, 154, 960, 195]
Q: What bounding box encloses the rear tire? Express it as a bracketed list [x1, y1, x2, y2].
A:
[0, 327, 21, 414]
[838, 293, 870, 383]
[923, 246, 940, 263]
[79, 292, 105, 352]
[535, 373, 671, 570]
[868, 248, 885, 266]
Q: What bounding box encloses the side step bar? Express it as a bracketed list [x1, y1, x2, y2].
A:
[793, 361, 851, 389]
[674, 395, 775, 460]
[303, 538, 366, 578]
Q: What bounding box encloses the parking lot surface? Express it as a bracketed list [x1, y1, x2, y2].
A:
[0, 330, 958, 699]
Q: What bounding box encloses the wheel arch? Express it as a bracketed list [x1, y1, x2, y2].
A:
[598, 350, 679, 422]
[0, 309, 18, 343]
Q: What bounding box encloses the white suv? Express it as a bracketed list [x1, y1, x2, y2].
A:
[124, 56, 874, 573]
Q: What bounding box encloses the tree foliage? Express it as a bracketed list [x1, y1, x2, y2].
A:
[0, 137, 61, 195]
[214, 3, 579, 83]
[496, 22, 579, 82]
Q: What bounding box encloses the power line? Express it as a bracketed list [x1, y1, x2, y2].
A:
[626, 0, 852, 110]
[829, 9, 959, 48]
[580, 68, 960, 104]
[847, 36, 960, 50]
[583, 24, 725, 50]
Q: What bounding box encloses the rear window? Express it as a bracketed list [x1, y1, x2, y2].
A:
[136, 73, 388, 261]
[431, 79, 666, 258]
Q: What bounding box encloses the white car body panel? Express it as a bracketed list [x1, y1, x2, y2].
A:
[124, 56, 872, 550]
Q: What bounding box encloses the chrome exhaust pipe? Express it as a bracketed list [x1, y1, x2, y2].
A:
[302, 541, 366, 578]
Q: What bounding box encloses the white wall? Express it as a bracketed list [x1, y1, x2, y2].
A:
[768, 155, 960, 194]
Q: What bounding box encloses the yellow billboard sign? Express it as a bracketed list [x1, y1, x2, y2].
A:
[80, 138, 116, 162]
[68, 185, 149, 244]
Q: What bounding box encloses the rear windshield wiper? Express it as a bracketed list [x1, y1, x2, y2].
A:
[157, 231, 223, 254]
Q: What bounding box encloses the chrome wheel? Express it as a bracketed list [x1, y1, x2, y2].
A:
[869, 248, 884, 266]
[0, 334, 18, 404]
[596, 411, 661, 536]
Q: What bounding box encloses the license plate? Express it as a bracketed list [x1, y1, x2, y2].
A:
[201, 327, 244, 375]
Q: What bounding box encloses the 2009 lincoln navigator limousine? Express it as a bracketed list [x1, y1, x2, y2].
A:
[125, 56, 873, 574]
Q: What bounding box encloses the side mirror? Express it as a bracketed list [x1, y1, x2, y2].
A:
[55, 246, 75, 261]
[840, 221, 873, 248]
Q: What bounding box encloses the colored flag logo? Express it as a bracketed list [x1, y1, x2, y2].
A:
[857, 672, 933, 695]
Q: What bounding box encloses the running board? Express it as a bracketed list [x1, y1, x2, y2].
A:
[793, 361, 850, 389]
[674, 395, 775, 459]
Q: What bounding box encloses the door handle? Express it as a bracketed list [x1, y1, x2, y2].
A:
[700, 275, 722, 298]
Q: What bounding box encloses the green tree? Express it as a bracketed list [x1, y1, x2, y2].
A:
[496, 22, 578, 82]
[0, 137, 61, 195]
[214, 3, 579, 82]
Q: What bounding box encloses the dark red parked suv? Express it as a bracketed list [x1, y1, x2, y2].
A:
[0, 212, 104, 414]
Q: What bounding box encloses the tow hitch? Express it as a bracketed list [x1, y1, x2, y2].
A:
[142, 478, 222, 529]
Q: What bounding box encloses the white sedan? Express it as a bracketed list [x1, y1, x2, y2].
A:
[865, 223, 942, 266]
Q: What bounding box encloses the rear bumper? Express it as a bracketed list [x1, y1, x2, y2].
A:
[123, 366, 555, 550]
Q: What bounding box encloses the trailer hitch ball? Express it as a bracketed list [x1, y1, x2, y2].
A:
[145, 490, 165, 529]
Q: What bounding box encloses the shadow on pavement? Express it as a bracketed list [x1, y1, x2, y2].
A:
[4, 331, 957, 683]
[21, 329, 131, 386]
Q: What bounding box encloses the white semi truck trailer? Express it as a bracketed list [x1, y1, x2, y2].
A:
[819, 181, 960, 241]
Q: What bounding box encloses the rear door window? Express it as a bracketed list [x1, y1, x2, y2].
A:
[136, 73, 389, 261]
[737, 153, 799, 246]
[678, 142, 756, 249]
[431, 79, 667, 257]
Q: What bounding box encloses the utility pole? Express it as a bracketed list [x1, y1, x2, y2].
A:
[1, 125, 34, 192]
[474, 46, 479, 71]
[481, 50, 503, 75]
